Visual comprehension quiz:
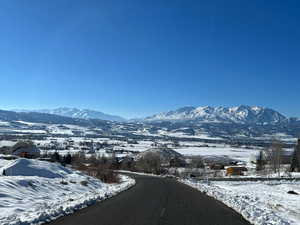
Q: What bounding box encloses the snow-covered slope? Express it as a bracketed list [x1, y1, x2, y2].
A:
[0, 159, 135, 225]
[146, 105, 286, 124]
[16, 107, 126, 122]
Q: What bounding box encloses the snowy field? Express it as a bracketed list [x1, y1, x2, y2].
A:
[183, 179, 300, 225]
[175, 145, 260, 162]
[33, 136, 266, 163]
[0, 158, 135, 225]
[156, 129, 223, 140]
[0, 141, 17, 148]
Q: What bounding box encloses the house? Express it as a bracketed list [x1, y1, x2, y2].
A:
[179, 168, 205, 178]
[11, 142, 40, 158]
[226, 166, 248, 176]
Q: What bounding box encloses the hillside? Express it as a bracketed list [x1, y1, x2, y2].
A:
[0, 158, 134, 224]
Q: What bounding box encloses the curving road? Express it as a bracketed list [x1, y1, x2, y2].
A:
[48, 175, 251, 225]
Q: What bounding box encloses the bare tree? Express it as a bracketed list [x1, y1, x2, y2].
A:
[256, 150, 266, 171]
[136, 152, 161, 174]
[189, 157, 205, 169]
[266, 140, 282, 177]
[71, 151, 86, 168]
[72, 153, 120, 183]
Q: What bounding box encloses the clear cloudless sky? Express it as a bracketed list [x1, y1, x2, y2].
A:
[0, 0, 299, 118]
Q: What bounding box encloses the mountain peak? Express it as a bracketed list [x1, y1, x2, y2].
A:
[145, 105, 286, 124]
[15, 107, 126, 122]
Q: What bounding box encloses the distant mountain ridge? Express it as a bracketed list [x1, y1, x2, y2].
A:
[15, 107, 126, 122]
[0, 107, 299, 140]
[145, 105, 287, 124]
[0, 109, 88, 125]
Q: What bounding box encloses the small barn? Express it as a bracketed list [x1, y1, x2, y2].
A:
[226, 166, 248, 176]
[210, 164, 225, 170]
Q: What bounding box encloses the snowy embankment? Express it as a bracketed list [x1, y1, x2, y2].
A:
[182, 179, 300, 225]
[0, 158, 135, 225]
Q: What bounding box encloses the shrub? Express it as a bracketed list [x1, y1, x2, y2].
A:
[95, 167, 120, 183]
[72, 153, 121, 184]
[60, 180, 68, 185]
[80, 180, 88, 186]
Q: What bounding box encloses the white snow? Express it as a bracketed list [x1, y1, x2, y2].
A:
[11, 129, 47, 134]
[0, 140, 17, 147]
[175, 145, 260, 162]
[0, 158, 10, 168]
[0, 158, 135, 225]
[157, 129, 223, 140]
[182, 179, 300, 225]
[1, 159, 71, 178]
[15, 121, 43, 126]
[0, 121, 10, 126]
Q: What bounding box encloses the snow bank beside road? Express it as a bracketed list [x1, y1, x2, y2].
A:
[182, 179, 299, 225]
[0, 159, 135, 225]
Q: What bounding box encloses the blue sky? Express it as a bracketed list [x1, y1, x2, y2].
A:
[0, 0, 299, 118]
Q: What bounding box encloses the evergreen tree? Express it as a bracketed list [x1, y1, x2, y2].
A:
[64, 154, 72, 164]
[51, 152, 60, 162]
[256, 150, 266, 171]
[290, 139, 300, 172]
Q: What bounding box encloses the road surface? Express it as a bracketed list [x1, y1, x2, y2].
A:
[48, 175, 251, 225]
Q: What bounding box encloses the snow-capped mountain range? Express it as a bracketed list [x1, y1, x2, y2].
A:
[1, 105, 299, 139]
[15, 107, 126, 122]
[14, 105, 292, 125]
[145, 105, 287, 124]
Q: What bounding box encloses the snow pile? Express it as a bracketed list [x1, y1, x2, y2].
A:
[0, 158, 10, 168]
[182, 179, 300, 225]
[0, 159, 135, 225]
[1, 158, 72, 178]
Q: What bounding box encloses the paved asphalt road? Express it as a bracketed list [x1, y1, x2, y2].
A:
[48, 175, 251, 225]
